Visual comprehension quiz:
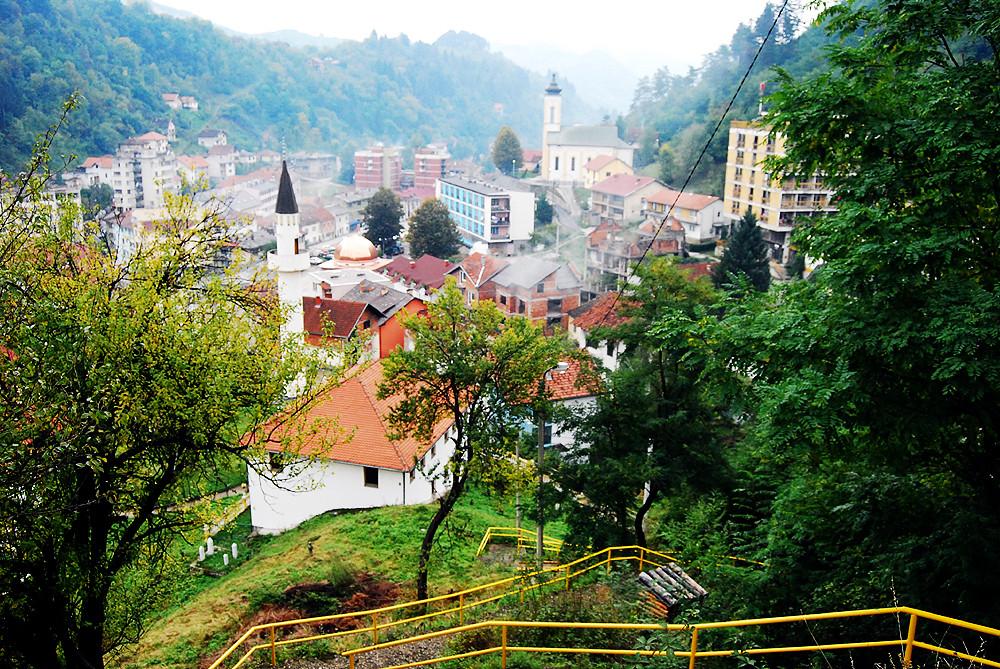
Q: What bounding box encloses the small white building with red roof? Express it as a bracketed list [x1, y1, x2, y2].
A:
[247, 358, 456, 534]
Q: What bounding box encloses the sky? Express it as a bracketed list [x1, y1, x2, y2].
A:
[151, 0, 797, 77]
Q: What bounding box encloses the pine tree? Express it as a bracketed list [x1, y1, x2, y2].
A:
[534, 193, 554, 227]
[407, 198, 460, 259]
[712, 209, 770, 292]
[491, 126, 523, 175]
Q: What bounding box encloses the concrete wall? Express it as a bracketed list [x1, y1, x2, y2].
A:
[248, 429, 456, 534]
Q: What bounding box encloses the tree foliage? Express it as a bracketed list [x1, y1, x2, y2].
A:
[491, 126, 523, 175]
[556, 258, 731, 550]
[406, 198, 460, 259]
[702, 0, 1000, 625]
[361, 187, 403, 255]
[711, 209, 770, 292]
[378, 282, 567, 600]
[534, 193, 554, 227]
[0, 109, 322, 669]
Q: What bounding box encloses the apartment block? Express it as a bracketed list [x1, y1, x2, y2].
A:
[413, 144, 450, 189]
[354, 145, 403, 191]
[723, 120, 836, 264]
[435, 176, 534, 256]
[111, 132, 178, 210]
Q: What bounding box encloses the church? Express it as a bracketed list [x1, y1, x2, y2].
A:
[540, 75, 636, 183]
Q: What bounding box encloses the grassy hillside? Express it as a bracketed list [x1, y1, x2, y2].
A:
[0, 0, 592, 172]
[122, 488, 552, 668]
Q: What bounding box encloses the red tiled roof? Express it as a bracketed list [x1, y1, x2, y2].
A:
[591, 174, 657, 197]
[381, 254, 457, 290]
[522, 149, 543, 162]
[569, 292, 632, 330]
[302, 297, 377, 340]
[217, 167, 278, 189]
[134, 131, 168, 141]
[81, 155, 113, 169]
[545, 358, 603, 401]
[177, 155, 209, 170]
[397, 187, 436, 201]
[678, 262, 716, 281]
[459, 252, 509, 287]
[645, 187, 719, 211]
[208, 144, 235, 156]
[584, 155, 617, 172]
[261, 359, 452, 470]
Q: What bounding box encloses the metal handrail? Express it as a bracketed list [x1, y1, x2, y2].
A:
[341, 608, 1000, 669]
[207, 545, 674, 668]
[475, 526, 564, 557]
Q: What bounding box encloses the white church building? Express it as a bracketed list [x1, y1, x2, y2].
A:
[540, 75, 636, 184]
[249, 163, 456, 534]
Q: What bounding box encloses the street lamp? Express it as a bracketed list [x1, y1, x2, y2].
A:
[537, 360, 569, 570]
[512, 158, 516, 178]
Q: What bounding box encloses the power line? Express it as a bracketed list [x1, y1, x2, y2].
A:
[593, 0, 790, 329]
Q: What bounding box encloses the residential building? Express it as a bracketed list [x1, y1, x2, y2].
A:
[78, 156, 114, 187]
[176, 155, 209, 184]
[457, 252, 509, 304]
[436, 175, 534, 255]
[340, 281, 427, 356]
[206, 144, 236, 180]
[354, 144, 402, 190]
[589, 174, 661, 225]
[379, 254, 459, 300]
[197, 128, 228, 148]
[543, 359, 602, 452]
[247, 358, 456, 534]
[161, 92, 181, 110]
[541, 75, 635, 183]
[521, 149, 543, 174]
[413, 144, 450, 189]
[489, 256, 582, 329]
[180, 95, 199, 110]
[723, 120, 836, 263]
[642, 188, 724, 244]
[584, 219, 683, 293]
[111, 132, 178, 210]
[583, 155, 633, 188]
[567, 292, 630, 371]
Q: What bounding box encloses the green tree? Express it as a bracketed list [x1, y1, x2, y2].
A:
[656, 143, 676, 185]
[558, 258, 729, 549]
[491, 125, 523, 175]
[0, 110, 324, 669]
[378, 282, 567, 600]
[715, 0, 1000, 622]
[407, 198, 460, 259]
[712, 210, 770, 292]
[361, 187, 404, 255]
[80, 182, 112, 214]
[535, 192, 554, 227]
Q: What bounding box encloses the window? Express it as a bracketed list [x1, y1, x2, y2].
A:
[570, 157, 575, 171]
[431, 444, 436, 457]
[549, 107, 555, 124]
[500, 295, 507, 305]
[606, 341, 615, 357]
[554, 156, 559, 171]
[363, 467, 378, 488]
[409, 469, 415, 482]
[518, 302, 525, 314]
[536, 283, 545, 293]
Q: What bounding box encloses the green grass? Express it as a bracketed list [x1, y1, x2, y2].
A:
[120, 486, 543, 668]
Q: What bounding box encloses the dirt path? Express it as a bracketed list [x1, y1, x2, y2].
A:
[279, 636, 447, 669]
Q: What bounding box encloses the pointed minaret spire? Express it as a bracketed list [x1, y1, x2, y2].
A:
[275, 160, 298, 214]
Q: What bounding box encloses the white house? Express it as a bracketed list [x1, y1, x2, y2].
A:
[567, 292, 629, 372]
[247, 359, 456, 534]
[543, 359, 602, 453]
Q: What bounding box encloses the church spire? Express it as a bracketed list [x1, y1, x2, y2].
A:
[276, 160, 298, 214]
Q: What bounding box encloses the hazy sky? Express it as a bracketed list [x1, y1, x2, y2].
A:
[155, 0, 802, 76]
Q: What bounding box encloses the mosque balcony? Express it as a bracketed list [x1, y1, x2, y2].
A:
[267, 250, 311, 271]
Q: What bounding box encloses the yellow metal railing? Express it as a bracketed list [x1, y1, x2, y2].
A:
[475, 526, 564, 557]
[341, 607, 1000, 669]
[207, 545, 675, 668]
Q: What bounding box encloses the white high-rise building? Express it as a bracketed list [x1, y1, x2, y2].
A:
[111, 132, 178, 210]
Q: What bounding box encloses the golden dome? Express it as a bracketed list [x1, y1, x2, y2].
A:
[335, 234, 378, 261]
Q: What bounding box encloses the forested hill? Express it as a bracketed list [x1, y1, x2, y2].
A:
[0, 0, 592, 172]
[626, 2, 837, 195]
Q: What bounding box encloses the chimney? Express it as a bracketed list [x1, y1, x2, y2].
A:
[409, 260, 416, 269]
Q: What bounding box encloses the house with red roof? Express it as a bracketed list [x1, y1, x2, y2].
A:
[590, 174, 662, 225]
[583, 155, 634, 188]
[584, 218, 684, 293]
[541, 358, 604, 452]
[247, 358, 456, 533]
[567, 292, 632, 371]
[379, 254, 459, 300]
[78, 155, 114, 187]
[457, 252, 509, 304]
[642, 187, 724, 243]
